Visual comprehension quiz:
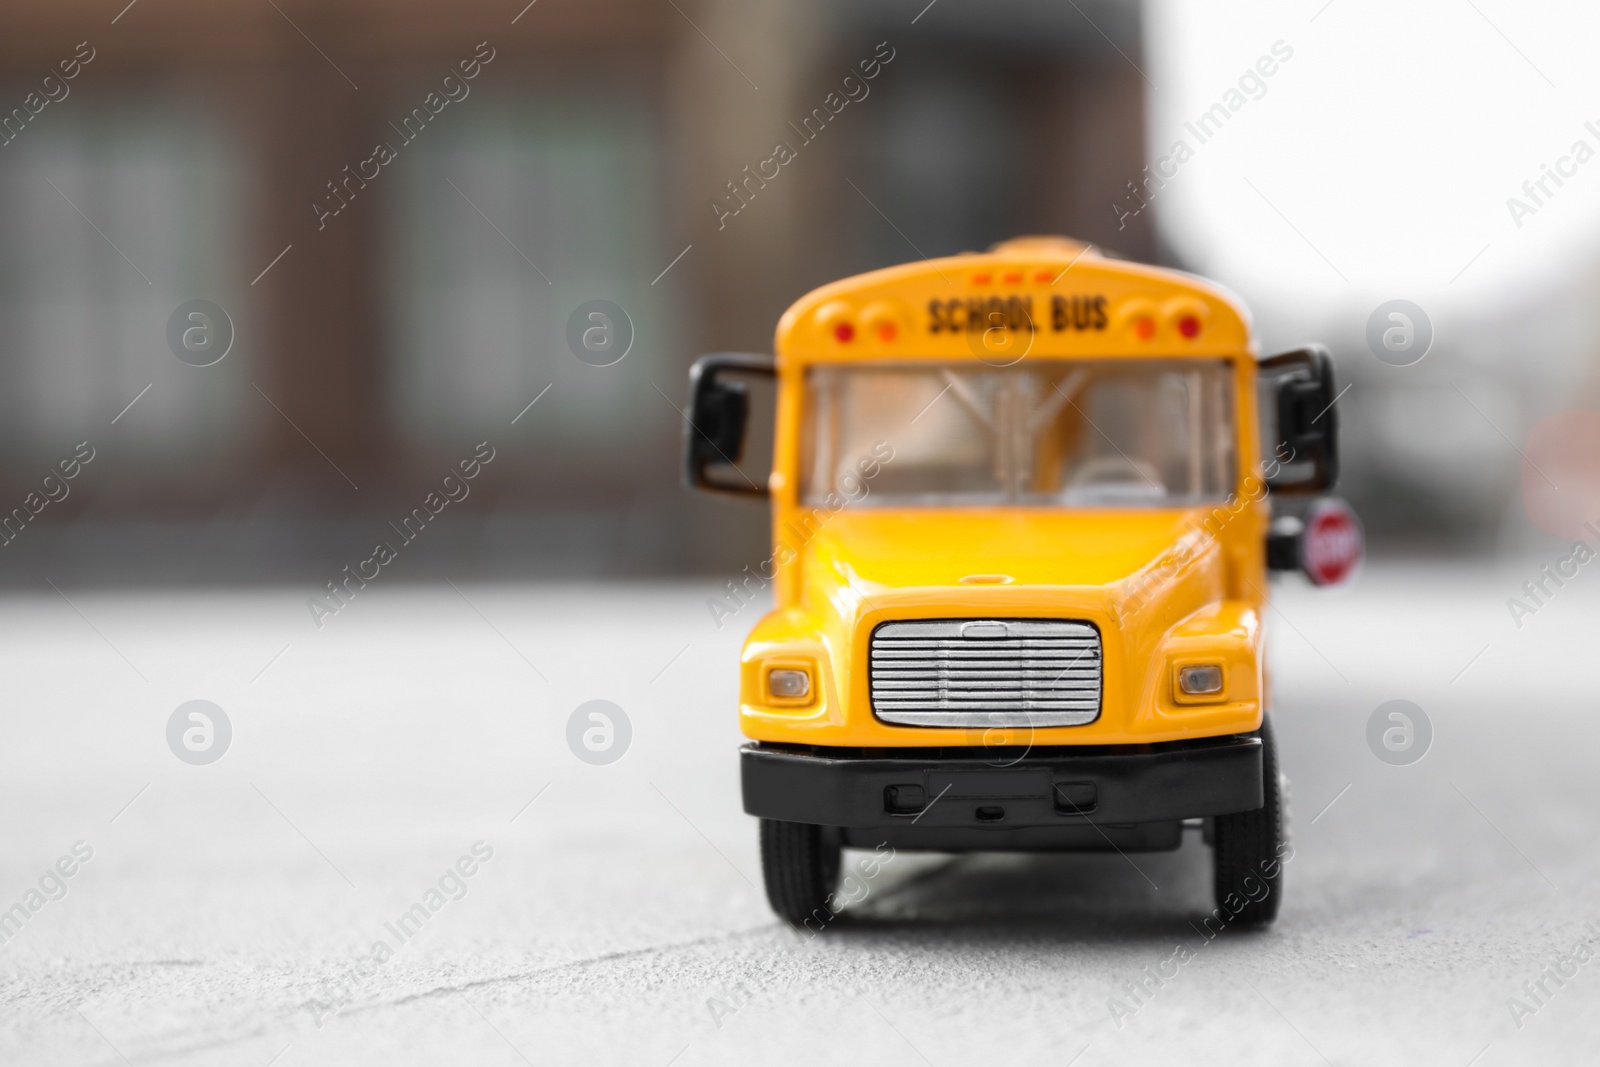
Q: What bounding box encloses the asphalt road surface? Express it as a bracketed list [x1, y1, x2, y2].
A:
[2, 560, 1597, 1065]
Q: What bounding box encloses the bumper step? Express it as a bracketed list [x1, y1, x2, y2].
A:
[742, 736, 1262, 851]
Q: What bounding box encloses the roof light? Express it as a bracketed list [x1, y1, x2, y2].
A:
[858, 301, 905, 346]
[1134, 316, 1156, 340]
[1161, 298, 1210, 342]
[833, 322, 855, 343]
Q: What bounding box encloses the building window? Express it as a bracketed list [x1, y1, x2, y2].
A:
[0, 100, 249, 460]
[382, 88, 674, 462]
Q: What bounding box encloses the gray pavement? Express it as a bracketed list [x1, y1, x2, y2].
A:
[2, 561, 1597, 1065]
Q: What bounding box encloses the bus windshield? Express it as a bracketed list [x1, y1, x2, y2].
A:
[801, 360, 1237, 506]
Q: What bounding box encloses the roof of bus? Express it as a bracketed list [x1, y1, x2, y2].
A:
[775, 236, 1255, 365]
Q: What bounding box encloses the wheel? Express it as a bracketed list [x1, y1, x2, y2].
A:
[1211, 715, 1285, 927]
[759, 819, 841, 928]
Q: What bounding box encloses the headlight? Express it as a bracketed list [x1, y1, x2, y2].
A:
[1177, 664, 1224, 696]
[768, 668, 812, 700]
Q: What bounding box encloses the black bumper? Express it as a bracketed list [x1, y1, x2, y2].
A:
[741, 736, 1263, 852]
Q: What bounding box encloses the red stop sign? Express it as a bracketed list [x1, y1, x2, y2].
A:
[1301, 499, 1363, 586]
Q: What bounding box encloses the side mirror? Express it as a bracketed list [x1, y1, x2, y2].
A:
[684, 353, 774, 498]
[1259, 345, 1339, 494]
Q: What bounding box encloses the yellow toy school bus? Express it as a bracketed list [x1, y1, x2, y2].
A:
[684, 236, 1358, 927]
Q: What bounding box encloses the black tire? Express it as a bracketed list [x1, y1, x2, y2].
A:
[1211, 715, 1285, 927]
[759, 819, 841, 928]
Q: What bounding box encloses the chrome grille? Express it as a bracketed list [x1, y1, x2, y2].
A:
[869, 619, 1102, 728]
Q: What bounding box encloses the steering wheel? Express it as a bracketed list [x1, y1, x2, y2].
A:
[1066, 454, 1166, 494]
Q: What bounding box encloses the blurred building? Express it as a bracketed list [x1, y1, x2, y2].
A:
[0, 0, 1149, 585]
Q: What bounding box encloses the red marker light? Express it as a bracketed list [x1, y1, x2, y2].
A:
[1300, 499, 1364, 587]
[1133, 316, 1156, 340]
[1178, 314, 1202, 339]
[1033, 270, 1054, 284]
[1003, 271, 1023, 285]
[875, 321, 897, 342]
[972, 273, 992, 285]
[833, 322, 855, 343]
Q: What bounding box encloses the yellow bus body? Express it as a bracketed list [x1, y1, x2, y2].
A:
[740, 237, 1268, 748]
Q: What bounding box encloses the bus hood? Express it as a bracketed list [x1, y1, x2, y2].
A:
[792, 507, 1231, 637]
[799, 508, 1214, 589]
[740, 505, 1261, 744]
